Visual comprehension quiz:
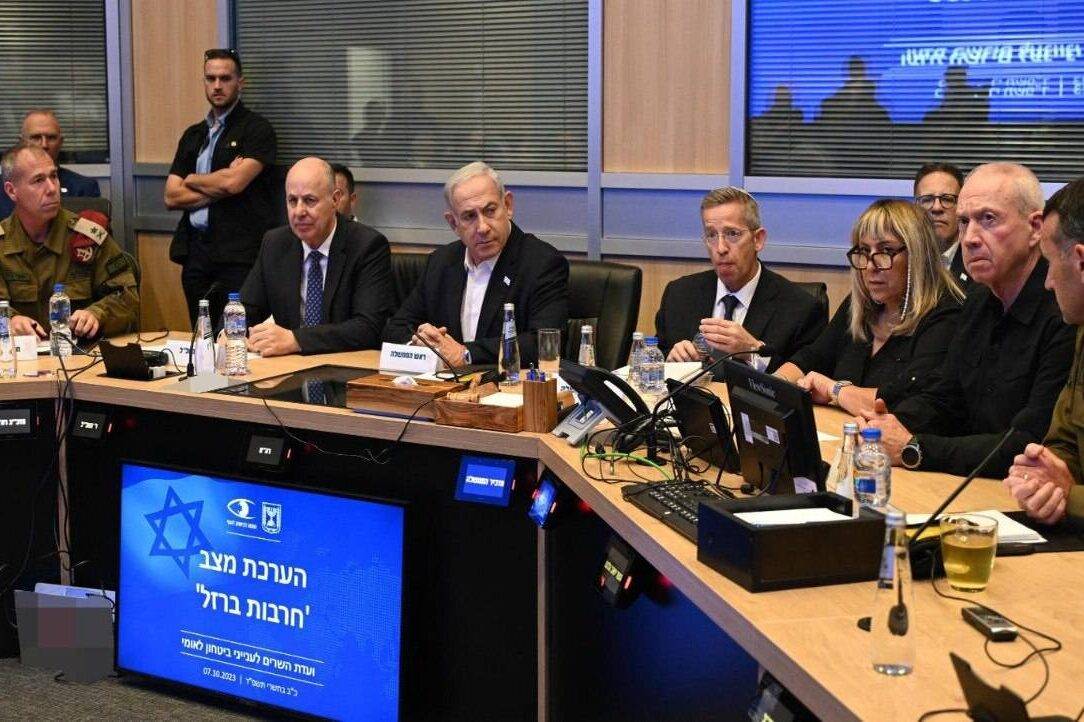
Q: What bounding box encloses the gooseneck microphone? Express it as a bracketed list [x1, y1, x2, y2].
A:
[186, 281, 225, 378]
[409, 326, 467, 383]
[907, 427, 1018, 548]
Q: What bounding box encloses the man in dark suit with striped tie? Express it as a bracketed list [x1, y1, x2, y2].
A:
[654, 186, 826, 373]
[240, 156, 392, 356]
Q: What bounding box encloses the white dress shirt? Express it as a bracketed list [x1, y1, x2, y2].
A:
[299, 222, 336, 319]
[713, 263, 770, 371]
[460, 250, 501, 343]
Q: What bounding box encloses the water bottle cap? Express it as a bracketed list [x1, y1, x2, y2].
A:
[228, 292, 241, 301]
[843, 421, 859, 432]
[198, 299, 210, 307]
[885, 509, 905, 525]
[503, 302, 514, 310]
[632, 331, 644, 340]
[0, 300, 8, 308]
[581, 324, 592, 333]
[53, 283, 64, 293]
[860, 427, 881, 441]
[644, 336, 658, 345]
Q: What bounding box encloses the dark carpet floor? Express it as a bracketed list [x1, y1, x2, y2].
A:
[0, 657, 269, 720]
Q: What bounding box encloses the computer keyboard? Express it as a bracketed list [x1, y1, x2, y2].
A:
[622, 480, 733, 543]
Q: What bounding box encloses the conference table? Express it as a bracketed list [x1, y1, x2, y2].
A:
[2, 344, 1082, 722]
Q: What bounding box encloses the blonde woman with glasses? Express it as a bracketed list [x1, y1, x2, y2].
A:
[775, 199, 964, 416]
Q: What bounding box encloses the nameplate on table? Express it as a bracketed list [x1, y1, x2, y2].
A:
[379, 342, 441, 374]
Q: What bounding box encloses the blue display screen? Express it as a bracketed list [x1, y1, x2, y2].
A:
[749, 0, 1084, 124]
[118, 463, 403, 721]
[454, 455, 516, 506]
[528, 475, 559, 528]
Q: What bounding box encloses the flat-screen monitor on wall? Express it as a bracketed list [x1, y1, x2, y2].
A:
[747, 0, 1084, 179]
[117, 462, 404, 721]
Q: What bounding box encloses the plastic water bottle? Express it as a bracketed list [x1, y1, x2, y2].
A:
[835, 422, 861, 518]
[0, 301, 16, 378]
[854, 427, 891, 509]
[48, 283, 72, 358]
[578, 325, 596, 367]
[871, 509, 915, 676]
[223, 292, 248, 376]
[498, 302, 520, 384]
[193, 299, 216, 375]
[639, 336, 665, 394]
[626, 332, 645, 389]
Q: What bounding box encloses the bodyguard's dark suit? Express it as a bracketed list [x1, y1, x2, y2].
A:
[240, 215, 393, 354]
[382, 223, 569, 364]
[0, 166, 101, 219]
[654, 266, 826, 373]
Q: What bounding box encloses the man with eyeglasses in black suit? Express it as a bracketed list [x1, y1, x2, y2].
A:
[164, 48, 278, 327]
[914, 161, 972, 290]
[654, 186, 826, 374]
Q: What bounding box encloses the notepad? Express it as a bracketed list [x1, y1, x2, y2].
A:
[734, 507, 854, 526]
[905, 510, 1046, 544]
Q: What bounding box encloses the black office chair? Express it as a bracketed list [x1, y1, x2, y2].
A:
[390, 251, 430, 310]
[794, 281, 830, 319]
[565, 260, 642, 370]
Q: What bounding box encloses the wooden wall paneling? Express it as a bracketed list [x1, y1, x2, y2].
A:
[132, 0, 219, 163]
[137, 233, 190, 332]
[603, 0, 731, 173]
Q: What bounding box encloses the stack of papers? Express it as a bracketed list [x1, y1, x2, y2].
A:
[734, 507, 854, 526]
[905, 510, 1046, 544]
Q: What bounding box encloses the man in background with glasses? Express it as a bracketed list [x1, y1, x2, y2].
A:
[914, 161, 971, 289]
[654, 186, 825, 373]
[863, 163, 1073, 477]
[0, 109, 101, 220]
[164, 48, 278, 327]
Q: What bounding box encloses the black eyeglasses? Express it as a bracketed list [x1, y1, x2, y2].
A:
[846, 246, 907, 270]
[915, 193, 958, 209]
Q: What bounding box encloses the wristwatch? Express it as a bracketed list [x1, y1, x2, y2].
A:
[901, 436, 922, 470]
[461, 348, 472, 366]
[829, 380, 853, 406]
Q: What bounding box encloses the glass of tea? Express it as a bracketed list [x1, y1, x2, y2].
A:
[939, 513, 998, 592]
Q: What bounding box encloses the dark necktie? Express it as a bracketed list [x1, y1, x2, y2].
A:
[721, 294, 739, 321]
[304, 251, 324, 327]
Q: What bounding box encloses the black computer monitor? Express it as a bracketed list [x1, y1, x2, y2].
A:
[723, 360, 826, 494]
[665, 378, 739, 472]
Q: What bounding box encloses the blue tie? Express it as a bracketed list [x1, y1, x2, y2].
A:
[304, 251, 323, 327]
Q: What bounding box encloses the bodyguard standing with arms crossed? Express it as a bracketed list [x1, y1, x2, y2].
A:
[164, 48, 278, 326]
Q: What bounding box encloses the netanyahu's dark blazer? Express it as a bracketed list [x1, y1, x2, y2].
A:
[654, 265, 826, 373]
[240, 214, 393, 354]
[382, 223, 569, 365]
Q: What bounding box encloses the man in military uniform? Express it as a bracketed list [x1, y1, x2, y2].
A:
[0, 143, 137, 340]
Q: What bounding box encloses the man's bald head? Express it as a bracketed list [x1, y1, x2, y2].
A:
[21, 110, 64, 162]
[285, 157, 341, 248]
[965, 162, 1043, 217]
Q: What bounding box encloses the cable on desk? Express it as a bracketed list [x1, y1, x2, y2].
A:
[916, 708, 967, 721]
[257, 393, 436, 466]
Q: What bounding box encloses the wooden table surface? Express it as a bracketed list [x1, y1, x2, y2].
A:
[3, 344, 1082, 721]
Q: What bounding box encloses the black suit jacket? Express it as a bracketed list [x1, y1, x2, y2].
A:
[654, 265, 826, 373]
[240, 215, 393, 354]
[382, 223, 569, 364]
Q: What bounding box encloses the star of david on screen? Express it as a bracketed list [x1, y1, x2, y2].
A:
[118, 463, 404, 721]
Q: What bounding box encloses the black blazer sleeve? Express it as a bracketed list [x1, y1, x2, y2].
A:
[466, 247, 569, 365]
[786, 298, 850, 375]
[240, 242, 273, 329]
[654, 280, 682, 356]
[382, 252, 435, 345]
[294, 228, 393, 354]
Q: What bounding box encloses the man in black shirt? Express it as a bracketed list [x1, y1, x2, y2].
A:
[164, 48, 278, 325]
[863, 162, 1074, 477]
